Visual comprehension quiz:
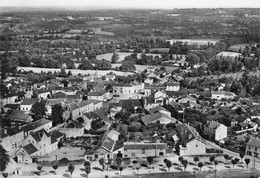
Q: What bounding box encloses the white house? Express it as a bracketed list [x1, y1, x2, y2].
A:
[123, 142, 167, 158]
[204, 121, 227, 141]
[20, 98, 39, 112]
[211, 91, 236, 100]
[88, 91, 110, 101]
[166, 82, 180, 91]
[113, 82, 144, 95]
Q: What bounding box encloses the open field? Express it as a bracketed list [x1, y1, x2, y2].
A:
[96, 52, 163, 62]
[17, 67, 134, 76]
[150, 48, 170, 53]
[167, 38, 221, 46]
[228, 44, 250, 52]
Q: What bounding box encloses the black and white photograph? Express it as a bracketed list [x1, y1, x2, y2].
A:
[0, 0, 260, 177]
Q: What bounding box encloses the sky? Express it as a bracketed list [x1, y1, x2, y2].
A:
[0, 0, 259, 9]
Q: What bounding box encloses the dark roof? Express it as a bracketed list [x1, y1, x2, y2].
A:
[69, 103, 80, 111]
[114, 83, 132, 87]
[38, 89, 51, 94]
[144, 96, 155, 104]
[50, 130, 64, 140]
[20, 98, 39, 105]
[120, 99, 142, 110]
[23, 143, 38, 155]
[66, 94, 81, 99]
[67, 120, 84, 129]
[113, 139, 124, 152]
[50, 92, 67, 99]
[6, 110, 31, 122]
[88, 91, 105, 96]
[2, 91, 26, 98]
[109, 102, 121, 109]
[4, 104, 20, 109]
[21, 119, 52, 132]
[31, 129, 50, 142]
[166, 91, 188, 97]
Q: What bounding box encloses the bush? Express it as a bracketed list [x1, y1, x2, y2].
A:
[59, 158, 70, 164]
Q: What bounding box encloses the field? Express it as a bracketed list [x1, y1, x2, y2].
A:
[17, 67, 134, 76]
[96, 52, 162, 62]
[150, 48, 170, 53]
[111, 64, 178, 73]
[167, 38, 221, 46]
[228, 44, 249, 52]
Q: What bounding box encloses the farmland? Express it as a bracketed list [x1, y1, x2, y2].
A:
[167, 38, 221, 46]
[17, 67, 134, 76]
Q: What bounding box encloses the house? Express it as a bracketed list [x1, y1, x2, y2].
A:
[0, 127, 24, 157]
[204, 121, 227, 142]
[88, 90, 109, 101]
[123, 142, 167, 158]
[5, 110, 33, 124]
[166, 82, 180, 91]
[20, 118, 53, 138]
[1, 91, 26, 106]
[175, 124, 206, 156]
[20, 98, 39, 112]
[144, 84, 165, 96]
[58, 120, 84, 138]
[149, 105, 171, 117]
[245, 137, 260, 158]
[141, 112, 177, 125]
[37, 89, 51, 100]
[112, 82, 144, 95]
[154, 90, 166, 104]
[18, 129, 59, 163]
[211, 91, 236, 100]
[3, 104, 20, 112]
[85, 130, 120, 161]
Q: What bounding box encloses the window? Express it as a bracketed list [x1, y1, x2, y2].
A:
[142, 149, 145, 154]
[95, 154, 98, 159]
[124, 149, 127, 152]
[255, 147, 257, 152]
[131, 153, 135, 157]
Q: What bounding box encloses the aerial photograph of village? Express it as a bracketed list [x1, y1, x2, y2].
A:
[0, 0, 260, 177]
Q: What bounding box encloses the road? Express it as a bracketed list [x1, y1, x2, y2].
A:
[205, 140, 260, 169]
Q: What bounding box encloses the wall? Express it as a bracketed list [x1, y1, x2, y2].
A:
[186, 139, 206, 155]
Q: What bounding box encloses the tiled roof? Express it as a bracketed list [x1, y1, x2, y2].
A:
[141, 112, 172, 125]
[21, 119, 51, 132]
[166, 82, 180, 86]
[124, 142, 167, 150]
[4, 104, 20, 109]
[88, 91, 105, 96]
[247, 137, 260, 148]
[31, 129, 50, 142]
[166, 91, 188, 97]
[6, 110, 31, 122]
[20, 98, 39, 105]
[69, 103, 80, 111]
[23, 143, 38, 155]
[66, 120, 84, 129]
[102, 137, 115, 152]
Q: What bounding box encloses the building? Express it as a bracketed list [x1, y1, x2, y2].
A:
[5, 110, 33, 124]
[176, 124, 206, 156]
[58, 120, 84, 138]
[37, 89, 51, 100]
[166, 82, 180, 91]
[245, 137, 260, 158]
[123, 142, 167, 158]
[88, 90, 109, 101]
[1, 91, 26, 106]
[85, 130, 119, 161]
[204, 121, 227, 141]
[112, 82, 144, 95]
[20, 98, 39, 112]
[18, 129, 59, 164]
[141, 112, 177, 125]
[211, 91, 236, 100]
[0, 127, 24, 157]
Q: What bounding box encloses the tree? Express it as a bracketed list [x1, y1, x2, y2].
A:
[224, 154, 229, 163]
[147, 156, 154, 168]
[214, 160, 218, 170]
[99, 158, 105, 171]
[0, 145, 10, 172]
[116, 157, 122, 169]
[194, 156, 199, 166]
[178, 156, 183, 166]
[2, 173, 8, 178]
[209, 156, 215, 165]
[185, 53, 200, 67]
[84, 161, 91, 177]
[111, 52, 119, 63]
[51, 104, 64, 126]
[52, 164, 58, 174]
[231, 159, 237, 168]
[245, 158, 250, 169]
[165, 160, 172, 172]
[68, 164, 75, 178]
[181, 159, 188, 171]
[198, 162, 203, 171]
[37, 165, 42, 177]
[119, 167, 123, 175]
[120, 61, 136, 72]
[31, 101, 46, 117]
[78, 59, 94, 70]
[132, 160, 138, 170]
[239, 153, 244, 163]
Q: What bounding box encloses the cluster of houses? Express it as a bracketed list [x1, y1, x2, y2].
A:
[1, 68, 260, 165]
